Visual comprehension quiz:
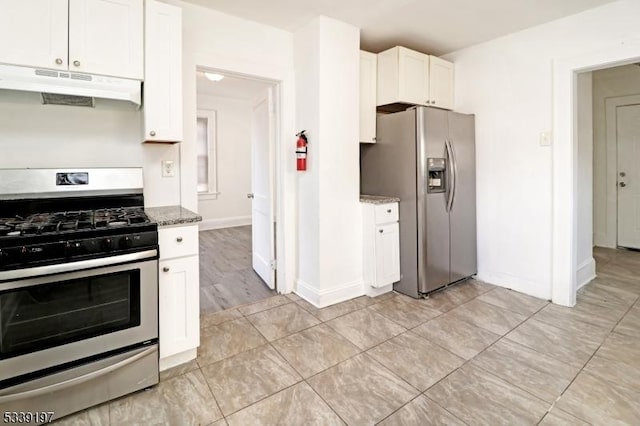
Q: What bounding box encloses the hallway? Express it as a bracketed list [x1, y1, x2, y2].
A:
[199, 226, 275, 313]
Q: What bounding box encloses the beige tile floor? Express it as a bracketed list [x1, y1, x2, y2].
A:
[54, 247, 640, 425]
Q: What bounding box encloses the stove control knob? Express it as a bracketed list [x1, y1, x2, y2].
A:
[120, 236, 133, 249]
[101, 238, 113, 251]
[65, 241, 82, 257]
[20, 246, 28, 261]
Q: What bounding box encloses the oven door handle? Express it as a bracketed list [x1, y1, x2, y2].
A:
[0, 249, 158, 282]
[0, 345, 157, 404]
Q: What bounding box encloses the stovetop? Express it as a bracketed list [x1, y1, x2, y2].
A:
[0, 207, 150, 238]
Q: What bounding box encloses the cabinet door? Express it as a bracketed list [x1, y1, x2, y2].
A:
[375, 222, 401, 287]
[359, 51, 377, 143]
[143, 0, 183, 142]
[159, 256, 199, 359]
[398, 47, 429, 106]
[68, 0, 143, 79]
[429, 56, 454, 110]
[0, 0, 68, 70]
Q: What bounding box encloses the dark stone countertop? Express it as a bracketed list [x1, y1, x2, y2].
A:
[360, 194, 401, 205]
[145, 205, 202, 227]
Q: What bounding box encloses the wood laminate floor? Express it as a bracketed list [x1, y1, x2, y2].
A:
[199, 226, 275, 314]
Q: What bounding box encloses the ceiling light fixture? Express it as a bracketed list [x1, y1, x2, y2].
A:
[204, 72, 225, 82]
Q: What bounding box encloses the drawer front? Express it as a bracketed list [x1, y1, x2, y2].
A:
[159, 225, 199, 259]
[374, 203, 399, 224]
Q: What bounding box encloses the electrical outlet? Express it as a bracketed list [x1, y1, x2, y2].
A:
[539, 131, 552, 146]
[162, 160, 175, 177]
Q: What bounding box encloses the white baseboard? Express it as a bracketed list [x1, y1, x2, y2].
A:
[576, 257, 597, 290]
[159, 348, 197, 372]
[474, 271, 550, 301]
[296, 279, 364, 308]
[199, 215, 251, 231]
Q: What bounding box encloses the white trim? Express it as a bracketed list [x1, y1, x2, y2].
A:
[196, 109, 218, 195]
[366, 284, 393, 298]
[198, 215, 251, 231]
[552, 38, 640, 307]
[576, 258, 596, 290]
[295, 279, 364, 308]
[197, 191, 220, 201]
[159, 348, 197, 372]
[475, 272, 549, 301]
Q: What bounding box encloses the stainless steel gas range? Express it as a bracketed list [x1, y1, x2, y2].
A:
[0, 168, 159, 422]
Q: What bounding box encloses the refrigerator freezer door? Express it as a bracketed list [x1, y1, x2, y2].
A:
[448, 111, 477, 282]
[417, 107, 451, 293]
[361, 110, 420, 298]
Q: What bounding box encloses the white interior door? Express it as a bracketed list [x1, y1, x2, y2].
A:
[250, 88, 275, 289]
[617, 103, 640, 249]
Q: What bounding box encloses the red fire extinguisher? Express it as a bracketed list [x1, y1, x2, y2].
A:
[296, 130, 308, 171]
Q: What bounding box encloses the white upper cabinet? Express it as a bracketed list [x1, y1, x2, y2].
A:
[377, 46, 454, 110]
[360, 50, 377, 144]
[69, 0, 143, 79]
[0, 0, 68, 70]
[429, 56, 454, 110]
[143, 0, 183, 143]
[0, 0, 143, 79]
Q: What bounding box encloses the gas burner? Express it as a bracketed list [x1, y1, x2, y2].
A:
[0, 207, 150, 239]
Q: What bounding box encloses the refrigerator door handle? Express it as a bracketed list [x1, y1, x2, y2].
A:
[445, 139, 457, 212]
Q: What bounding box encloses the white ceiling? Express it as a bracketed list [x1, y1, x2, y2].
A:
[196, 71, 273, 100]
[183, 0, 617, 55]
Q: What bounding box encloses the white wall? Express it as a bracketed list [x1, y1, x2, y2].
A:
[159, 0, 297, 292]
[576, 72, 595, 289]
[0, 91, 143, 168]
[294, 16, 362, 307]
[196, 94, 252, 228]
[444, 0, 640, 300]
[593, 64, 640, 248]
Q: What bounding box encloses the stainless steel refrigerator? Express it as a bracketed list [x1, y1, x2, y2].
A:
[361, 106, 476, 298]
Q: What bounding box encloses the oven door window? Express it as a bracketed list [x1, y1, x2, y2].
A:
[0, 270, 141, 359]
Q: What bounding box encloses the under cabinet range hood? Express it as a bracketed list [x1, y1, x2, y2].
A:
[0, 64, 142, 107]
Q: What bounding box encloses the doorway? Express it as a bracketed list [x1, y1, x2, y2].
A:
[573, 63, 640, 298]
[552, 43, 640, 306]
[194, 69, 278, 313]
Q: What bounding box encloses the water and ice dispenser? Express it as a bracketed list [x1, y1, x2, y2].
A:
[427, 158, 446, 193]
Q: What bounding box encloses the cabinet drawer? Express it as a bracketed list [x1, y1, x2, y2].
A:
[159, 225, 198, 259]
[374, 203, 399, 224]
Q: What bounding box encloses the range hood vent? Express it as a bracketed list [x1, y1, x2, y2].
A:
[0, 64, 141, 107]
[41, 93, 95, 107]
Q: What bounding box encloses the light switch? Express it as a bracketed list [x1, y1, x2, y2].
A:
[539, 131, 552, 146]
[162, 160, 175, 177]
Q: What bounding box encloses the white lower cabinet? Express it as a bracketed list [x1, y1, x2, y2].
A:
[363, 201, 400, 296]
[375, 222, 401, 286]
[158, 224, 199, 370]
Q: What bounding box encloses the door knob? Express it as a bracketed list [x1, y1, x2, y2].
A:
[379, 229, 384, 233]
[55, 58, 63, 65]
[73, 60, 80, 67]
[149, 130, 156, 137]
[176, 236, 183, 243]
[163, 266, 170, 272]
[620, 172, 626, 177]
[247, 193, 254, 199]
[620, 182, 627, 188]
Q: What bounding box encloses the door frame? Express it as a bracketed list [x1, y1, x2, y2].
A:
[552, 40, 640, 306]
[604, 95, 640, 248]
[195, 65, 283, 292]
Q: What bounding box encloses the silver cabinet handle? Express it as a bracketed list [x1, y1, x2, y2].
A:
[431, 100, 436, 104]
[620, 172, 626, 177]
[379, 229, 384, 233]
[247, 193, 254, 199]
[176, 236, 183, 243]
[387, 209, 392, 213]
[55, 58, 63, 65]
[620, 182, 627, 188]
[73, 60, 80, 67]
[149, 130, 156, 137]
[163, 266, 170, 272]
